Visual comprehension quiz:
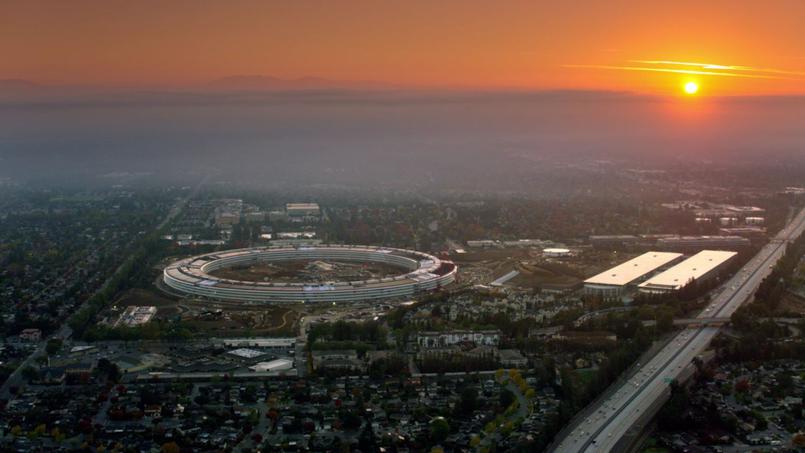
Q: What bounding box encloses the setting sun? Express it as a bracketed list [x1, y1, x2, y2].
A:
[684, 81, 700, 94]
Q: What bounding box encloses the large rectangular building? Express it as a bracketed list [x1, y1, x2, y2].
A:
[583, 251, 684, 298]
[657, 235, 750, 251]
[589, 235, 639, 248]
[286, 203, 320, 218]
[638, 250, 737, 293]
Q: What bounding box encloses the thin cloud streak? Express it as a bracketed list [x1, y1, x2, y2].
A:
[631, 60, 805, 76]
[564, 65, 789, 80]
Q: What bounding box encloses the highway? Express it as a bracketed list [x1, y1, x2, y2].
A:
[552, 207, 805, 453]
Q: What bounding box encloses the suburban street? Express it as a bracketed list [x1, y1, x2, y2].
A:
[0, 183, 201, 401]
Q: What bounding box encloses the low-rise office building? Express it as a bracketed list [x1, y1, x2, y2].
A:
[657, 235, 750, 251]
[638, 250, 737, 293]
[583, 251, 684, 298]
[417, 330, 501, 349]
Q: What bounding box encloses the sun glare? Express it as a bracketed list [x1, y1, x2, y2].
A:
[684, 81, 699, 94]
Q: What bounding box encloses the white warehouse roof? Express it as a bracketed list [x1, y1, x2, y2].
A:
[639, 250, 737, 292]
[228, 348, 265, 359]
[584, 251, 683, 287]
[249, 359, 294, 372]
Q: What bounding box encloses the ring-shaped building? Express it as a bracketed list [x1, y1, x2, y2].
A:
[163, 244, 457, 303]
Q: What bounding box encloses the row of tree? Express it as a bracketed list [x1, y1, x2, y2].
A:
[69, 228, 168, 339]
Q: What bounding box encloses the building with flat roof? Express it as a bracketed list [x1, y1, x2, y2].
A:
[417, 330, 501, 349]
[227, 348, 266, 359]
[583, 251, 684, 298]
[311, 350, 363, 373]
[719, 227, 766, 238]
[502, 239, 550, 248]
[466, 240, 499, 248]
[543, 248, 572, 257]
[498, 349, 528, 368]
[221, 337, 295, 348]
[589, 235, 639, 248]
[286, 203, 320, 218]
[249, 359, 293, 373]
[638, 250, 737, 293]
[657, 235, 750, 251]
[19, 328, 42, 342]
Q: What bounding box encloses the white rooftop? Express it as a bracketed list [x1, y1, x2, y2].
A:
[286, 203, 319, 210]
[584, 251, 683, 287]
[249, 358, 294, 372]
[227, 348, 265, 359]
[639, 250, 737, 291]
[222, 338, 296, 347]
[70, 345, 96, 353]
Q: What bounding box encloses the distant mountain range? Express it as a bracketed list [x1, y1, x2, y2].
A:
[0, 76, 399, 97]
[205, 75, 396, 91]
[0, 79, 43, 91]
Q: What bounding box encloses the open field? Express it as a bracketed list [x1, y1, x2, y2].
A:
[181, 307, 300, 336]
[112, 288, 181, 319]
[449, 249, 530, 286]
[176, 297, 301, 336]
[106, 288, 301, 336]
[450, 247, 644, 289]
[511, 262, 582, 289]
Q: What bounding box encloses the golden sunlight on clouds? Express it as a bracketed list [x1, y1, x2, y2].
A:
[3, 1, 805, 94]
[565, 59, 805, 95]
[564, 64, 787, 80]
[630, 60, 805, 77]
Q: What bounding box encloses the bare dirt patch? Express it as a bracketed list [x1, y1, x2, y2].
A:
[181, 305, 300, 337]
[511, 262, 582, 289]
[208, 259, 404, 283]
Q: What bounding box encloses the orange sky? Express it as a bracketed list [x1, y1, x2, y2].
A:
[4, 0, 805, 95]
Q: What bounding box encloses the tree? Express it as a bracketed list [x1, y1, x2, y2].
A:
[339, 409, 361, 431]
[500, 388, 516, 409]
[657, 383, 691, 430]
[32, 423, 47, 437]
[458, 387, 478, 414]
[776, 372, 793, 391]
[21, 365, 39, 382]
[429, 417, 450, 443]
[45, 338, 63, 355]
[501, 420, 515, 436]
[735, 378, 751, 393]
[97, 358, 122, 383]
[161, 442, 180, 453]
[358, 421, 377, 451]
[656, 308, 674, 332]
